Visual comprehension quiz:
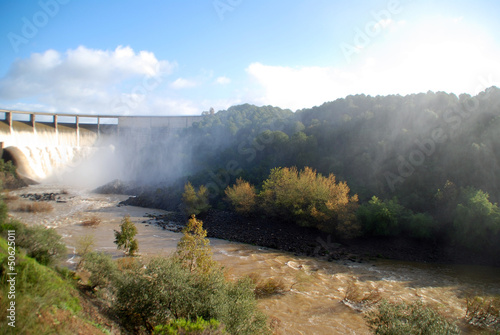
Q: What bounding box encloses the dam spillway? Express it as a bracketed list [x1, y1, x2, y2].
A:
[0, 109, 204, 183]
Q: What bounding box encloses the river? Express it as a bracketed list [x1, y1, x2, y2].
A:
[7, 184, 500, 334]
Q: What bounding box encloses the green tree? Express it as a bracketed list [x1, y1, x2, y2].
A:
[453, 187, 500, 251]
[114, 215, 138, 256]
[357, 196, 405, 236]
[182, 182, 211, 216]
[177, 215, 217, 274]
[224, 178, 256, 215]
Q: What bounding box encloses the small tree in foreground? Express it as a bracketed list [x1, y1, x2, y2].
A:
[114, 215, 138, 256]
[177, 215, 217, 274]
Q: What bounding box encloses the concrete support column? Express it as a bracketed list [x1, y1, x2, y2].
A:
[97, 117, 101, 139]
[30, 114, 37, 138]
[6, 112, 12, 134]
[54, 115, 59, 146]
[76, 116, 80, 147]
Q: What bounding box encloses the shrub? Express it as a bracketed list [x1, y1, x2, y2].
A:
[154, 317, 226, 334]
[224, 178, 256, 215]
[465, 295, 500, 332]
[357, 197, 404, 236]
[259, 167, 359, 236]
[2, 192, 18, 202]
[0, 220, 66, 266]
[0, 237, 80, 333]
[358, 196, 438, 239]
[0, 200, 7, 224]
[252, 277, 286, 299]
[182, 182, 211, 216]
[81, 251, 118, 290]
[75, 234, 95, 270]
[0, 159, 16, 176]
[342, 278, 381, 310]
[114, 215, 138, 256]
[402, 212, 437, 239]
[453, 187, 500, 251]
[113, 257, 268, 335]
[81, 216, 101, 227]
[22, 225, 66, 266]
[365, 300, 460, 335]
[14, 201, 54, 213]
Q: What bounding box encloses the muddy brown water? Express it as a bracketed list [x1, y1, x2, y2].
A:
[7, 184, 500, 334]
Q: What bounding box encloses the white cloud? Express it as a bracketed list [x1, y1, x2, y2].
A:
[215, 76, 231, 85]
[0, 46, 176, 114]
[169, 77, 198, 89]
[246, 18, 500, 110]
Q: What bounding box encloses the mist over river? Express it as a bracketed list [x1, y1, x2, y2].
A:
[8, 184, 500, 334]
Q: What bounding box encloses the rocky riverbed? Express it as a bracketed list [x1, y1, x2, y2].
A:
[96, 180, 500, 267]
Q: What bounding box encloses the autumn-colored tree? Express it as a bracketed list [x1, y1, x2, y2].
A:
[260, 166, 360, 236]
[225, 178, 256, 215]
[177, 215, 217, 274]
[182, 182, 211, 216]
[114, 215, 139, 256]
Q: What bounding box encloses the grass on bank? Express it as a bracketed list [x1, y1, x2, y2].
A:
[12, 201, 54, 213]
[0, 236, 110, 334]
[82, 215, 102, 227]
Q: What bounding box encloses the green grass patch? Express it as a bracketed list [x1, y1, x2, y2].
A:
[0, 237, 83, 334]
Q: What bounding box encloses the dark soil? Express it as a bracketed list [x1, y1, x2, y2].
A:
[197, 209, 500, 267]
[137, 206, 500, 267]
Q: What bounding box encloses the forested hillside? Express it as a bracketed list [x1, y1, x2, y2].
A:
[120, 87, 500, 262]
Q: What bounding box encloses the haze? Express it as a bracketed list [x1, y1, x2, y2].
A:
[0, 0, 499, 114]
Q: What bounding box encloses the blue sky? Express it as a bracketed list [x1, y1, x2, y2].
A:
[0, 0, 499, 115]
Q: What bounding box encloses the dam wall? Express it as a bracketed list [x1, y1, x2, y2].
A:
[0, 109, 204, 182]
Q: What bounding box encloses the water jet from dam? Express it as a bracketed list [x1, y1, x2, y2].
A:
[0, 109, 204, 185]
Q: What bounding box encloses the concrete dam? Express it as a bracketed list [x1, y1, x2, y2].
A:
[0, 109, 204, 183]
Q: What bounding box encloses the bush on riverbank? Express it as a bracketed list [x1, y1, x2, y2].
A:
[110, 256, 267, 334]
[12, 201, 54, 213]
[365, 300, 460, 335]
[0, 159, 27, 189]
[0, 220, 66, 266]
[225, 178, 257, 215]
[357, 196, 437, 239]
[0, 236, 114, 334]
[80, 216, 269, 335]
[154, 317, 226, 334]
[82, 215, 101, 227]
[465, 294, 500, 332]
